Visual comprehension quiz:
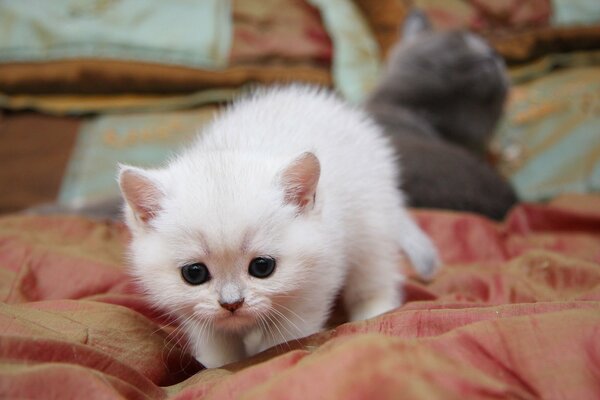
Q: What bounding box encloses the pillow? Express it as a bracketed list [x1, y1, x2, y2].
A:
[0, 0, 332, 96]
[493, 66, 600, 201]
[0, 0, 384, 111]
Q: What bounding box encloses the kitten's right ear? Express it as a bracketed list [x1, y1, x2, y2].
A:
[279, 152, 320, 213]
[118, 165, 164, 224]
[402, 9, 432, 41]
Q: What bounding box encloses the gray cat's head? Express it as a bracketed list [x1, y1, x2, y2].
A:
[369, 10, 509, 153]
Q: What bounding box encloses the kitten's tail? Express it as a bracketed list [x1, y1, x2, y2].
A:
[397, 208, 440, 280]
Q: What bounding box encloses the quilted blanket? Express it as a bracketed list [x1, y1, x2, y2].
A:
[1, 194, 599, 399]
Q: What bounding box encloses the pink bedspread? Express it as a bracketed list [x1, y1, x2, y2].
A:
[1, 195, 599, 399]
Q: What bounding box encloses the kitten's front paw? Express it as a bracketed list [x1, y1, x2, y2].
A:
[196, 354, 233, 369]
[192, 334, 246, 368]
[349, 297, 400, 322]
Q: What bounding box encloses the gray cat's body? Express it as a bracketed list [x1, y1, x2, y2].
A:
[366, 11, 517, 220]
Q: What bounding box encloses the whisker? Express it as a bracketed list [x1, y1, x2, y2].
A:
[272, 302, 307, 325]
[161, 315, 195, 374]
[254, 313, 270, 352]
[270, 307, 304, 343]
[175, 318, 198, 372]
[264, 311, 292, 352]
[260, 312, 282, 352]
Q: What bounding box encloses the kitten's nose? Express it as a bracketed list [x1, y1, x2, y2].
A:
[219, 299, 244, 313]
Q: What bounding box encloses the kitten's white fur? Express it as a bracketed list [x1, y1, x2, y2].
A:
[119, 86, 439, 368]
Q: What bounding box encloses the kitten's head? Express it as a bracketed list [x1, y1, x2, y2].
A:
[119, 151, 323, 334]
[369, 10, 509, 153]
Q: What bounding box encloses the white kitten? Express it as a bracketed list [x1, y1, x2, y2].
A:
[118, 86, 439, 368]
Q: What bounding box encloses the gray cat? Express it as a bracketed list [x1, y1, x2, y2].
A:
[366, 10, 517, 220]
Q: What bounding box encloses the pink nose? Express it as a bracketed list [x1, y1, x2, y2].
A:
[220, 299, 244, 313]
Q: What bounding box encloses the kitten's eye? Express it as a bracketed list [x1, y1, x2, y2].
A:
[181, 263, 210, 285]
[248, 257, 276, 278]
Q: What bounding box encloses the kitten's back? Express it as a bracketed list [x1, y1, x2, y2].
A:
[184, 85, 437, 274]
[196, 86, 400, 198]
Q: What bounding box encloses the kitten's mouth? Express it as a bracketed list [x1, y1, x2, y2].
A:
[213, 309, 256, 331]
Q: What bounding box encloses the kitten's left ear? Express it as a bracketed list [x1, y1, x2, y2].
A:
[118, 165, 164, 225]
[280, 152, 320, 213]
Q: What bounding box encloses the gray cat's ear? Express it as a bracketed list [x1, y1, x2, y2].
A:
[118, 165, 164, 224]
[402, 9, 432, 41]
[280, 152, 320, 213]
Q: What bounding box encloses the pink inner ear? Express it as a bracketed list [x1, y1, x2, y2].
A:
[281, 152, 320, 211]
[119, 168, 163, 223]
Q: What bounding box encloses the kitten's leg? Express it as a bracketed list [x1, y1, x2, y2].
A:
[188, 326, 245, 368]
[344, 207, 439, 321]
[343, 239, 404, 322]
[395, 207, 439, 280]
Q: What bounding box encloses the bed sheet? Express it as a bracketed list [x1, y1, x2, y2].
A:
[1, 195, 599, 398]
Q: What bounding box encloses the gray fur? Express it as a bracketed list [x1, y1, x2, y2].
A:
[366, 10, 517, 220]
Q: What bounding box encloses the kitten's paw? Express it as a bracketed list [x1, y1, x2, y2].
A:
[195, 351, 245, 368]
[196, 348, 245, 369]
[192, 333, 246, 368]
[348, 297, 400, 322]
[406, 243, 440, 281]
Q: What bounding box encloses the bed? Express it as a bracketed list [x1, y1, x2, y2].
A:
[1, 195, 599, 398]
